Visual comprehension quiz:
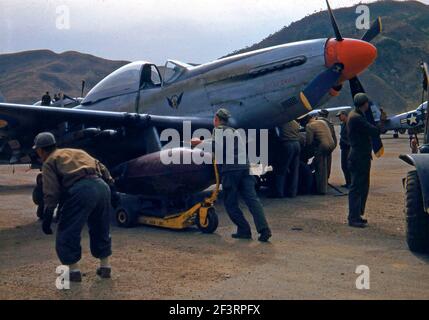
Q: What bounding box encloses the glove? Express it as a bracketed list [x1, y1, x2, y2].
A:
[110, 185, 121, 208]
[42, 208, 55, 235]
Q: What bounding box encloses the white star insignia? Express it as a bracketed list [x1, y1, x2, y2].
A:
[408, 114, 418, 125]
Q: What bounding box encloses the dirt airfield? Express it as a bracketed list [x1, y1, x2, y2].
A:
[0, 134, 429, 300]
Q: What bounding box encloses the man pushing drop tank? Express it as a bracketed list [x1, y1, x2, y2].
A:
[33, 132, 119, 282]
[192, 108, 272, 242]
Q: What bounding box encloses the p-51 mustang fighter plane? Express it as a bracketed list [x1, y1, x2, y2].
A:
[381, 101, 428, 137]
[0, 1, 382, 194]
[379, 62, 429, 137]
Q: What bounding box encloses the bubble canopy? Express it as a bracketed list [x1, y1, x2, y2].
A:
[82, 62, 161, 105]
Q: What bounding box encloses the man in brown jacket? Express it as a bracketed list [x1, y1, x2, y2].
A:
[317, 109, 338, 179]
[34, 132, 117, 282]
[305, 116, 336, 194]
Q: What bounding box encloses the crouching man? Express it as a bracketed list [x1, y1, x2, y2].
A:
[33, 132, 118, 282]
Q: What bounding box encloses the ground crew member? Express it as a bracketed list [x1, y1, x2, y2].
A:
[317, 109, 337, 179]
[41, 92, 51, 106]
[271, 120, 301, 198]
[336, 111, 351, 188]
[305, 115, 335, 195]
[192, 108, 272, 242]
[33, 132, 118, 281]
[347, 93, 386, 228]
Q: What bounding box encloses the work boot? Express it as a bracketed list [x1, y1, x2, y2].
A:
[96, 267, 112, 279]
[258, 229, 272, 242]
[348, 221, 366, 228]
[358, 217, 368, 224]
[69, 270, 82, 282]
[231, 232, 252, 240]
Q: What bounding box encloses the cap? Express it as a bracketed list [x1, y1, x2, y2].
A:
[353, 93, 369, 107]
[215, 108, 231, 122]
[318, 109, 329, 117]
[336, 110, 348, 117]
[33, 132, 56, 149]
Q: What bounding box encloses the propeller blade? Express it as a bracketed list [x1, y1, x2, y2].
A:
[361, 17, 382, 42]
[326, 0, 343, 41]
[300, 63, 343, 110]
[349, 76, 384, 157]
[422, 62, 428, 92]
[349, 76, 366, 97]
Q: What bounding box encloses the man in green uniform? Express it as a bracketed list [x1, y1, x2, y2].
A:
[271, 120, 301, 198]
[192, 109, 272, 242]
[347, 94, 386, 228]
[33, 132, 117, 281]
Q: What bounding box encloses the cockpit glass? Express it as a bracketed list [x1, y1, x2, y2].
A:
[163, 61, 185, 84]
[83, 62, 143, 104]
[150, 66, 161, 86]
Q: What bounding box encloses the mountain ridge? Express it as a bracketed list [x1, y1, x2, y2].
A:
[1, 1, 428, 114]
[0, 49, 129, 104]
[230, 0, 429, 113]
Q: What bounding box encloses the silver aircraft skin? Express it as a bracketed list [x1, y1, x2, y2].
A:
[0, 2, 381, 167]
[80, 39, 327, 129]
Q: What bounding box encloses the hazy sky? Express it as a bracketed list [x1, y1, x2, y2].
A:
[1, 0, 428, 64]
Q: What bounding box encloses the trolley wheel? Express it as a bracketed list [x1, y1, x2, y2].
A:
[405, 170, 429, 253]
[116, 207, 138, 228]
[197, 207, 218, 234]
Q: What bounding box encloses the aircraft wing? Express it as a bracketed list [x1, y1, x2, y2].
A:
[0, 102, 212, 165]
[298, 106, 352, 119]
[0, 103, 212, 129]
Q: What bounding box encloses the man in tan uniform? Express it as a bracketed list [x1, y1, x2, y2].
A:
[34, 132, 117, 282]
[305, 116, 335, 194]
[317, 109, 338, 179]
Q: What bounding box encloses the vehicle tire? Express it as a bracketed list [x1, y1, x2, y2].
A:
[197, 207, 218, 234]
[405, 170, 429, 253]
[399, 129, 406, 135]
[116, 207, 138, 228]
[393, 133, 399, 139]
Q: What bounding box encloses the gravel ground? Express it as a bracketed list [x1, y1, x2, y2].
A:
[0, 134, 428, 300]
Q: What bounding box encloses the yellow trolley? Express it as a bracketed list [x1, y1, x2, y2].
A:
[115, 162, 220, 233]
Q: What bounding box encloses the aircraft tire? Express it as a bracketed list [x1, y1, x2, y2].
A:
[197, 207, 218, 234]
[399, 129, 406, 135]
[116, 207, 138, 228]
[405, 170, 429, 253]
